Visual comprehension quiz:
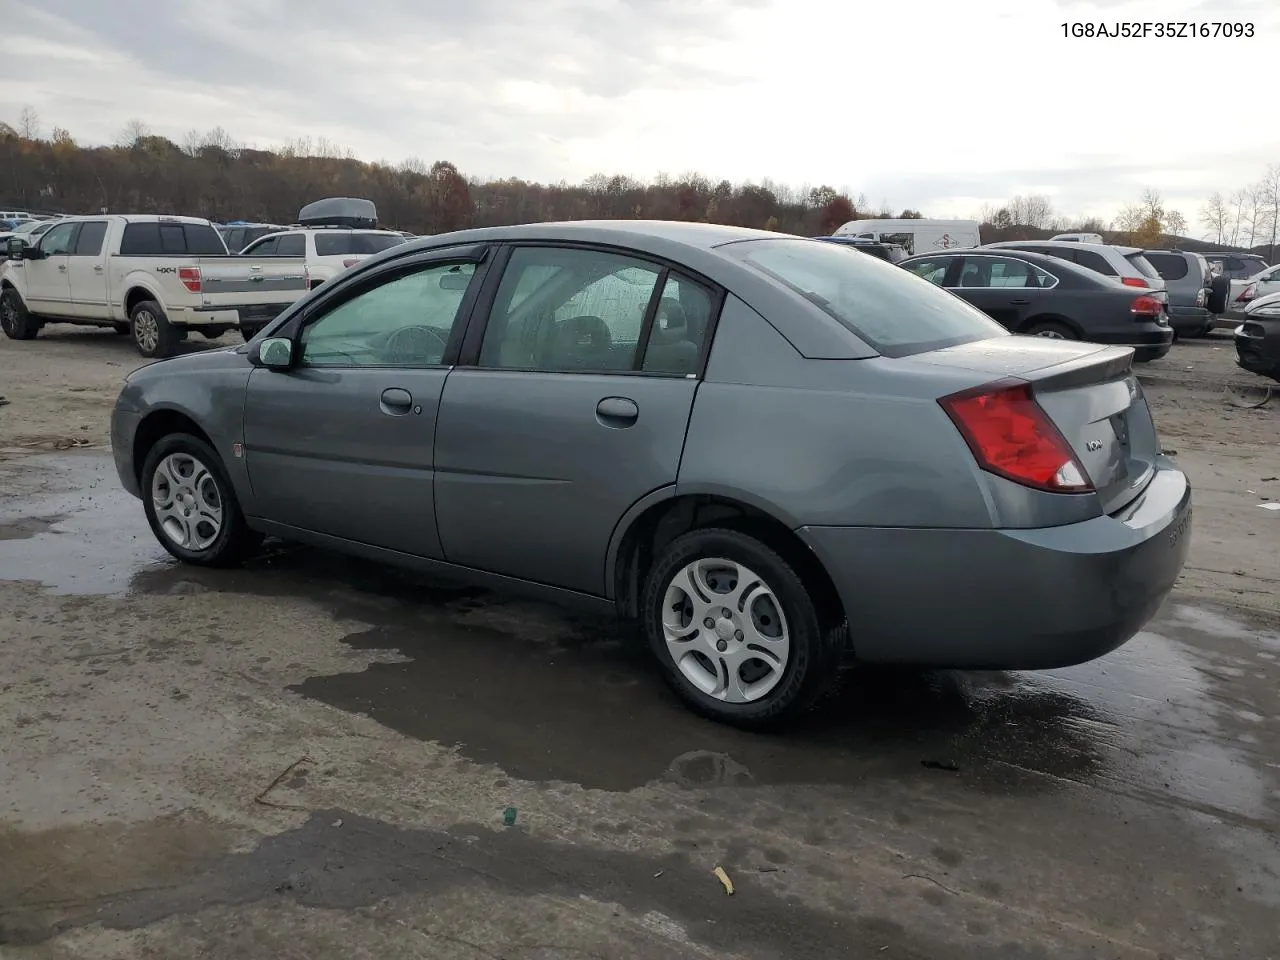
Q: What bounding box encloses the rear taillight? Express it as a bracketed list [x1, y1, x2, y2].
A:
[179, 266, 202, 293]
[1195, 288, 1206, 307]
[940, 381, 1093, 494]
[1121, 276, 1149, 288]
[1130, 294, 1164, 317]
[342, 258, 360, 268]
[1237, 282, 1257, 303]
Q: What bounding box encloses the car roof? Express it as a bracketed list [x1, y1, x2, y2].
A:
[902, 247, 1105, 283]
[394, 219, 779, 256]
[984, 239, 1142, 256]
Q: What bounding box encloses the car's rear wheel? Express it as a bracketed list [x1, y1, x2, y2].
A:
[131, 300, 180, 359]
[141, 433, 262, 567]
[641, 527, 843, 728]
[0, 288, 39, 340]
[1025, 319, 1077, 340]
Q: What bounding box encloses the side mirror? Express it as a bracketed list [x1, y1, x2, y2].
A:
[6, 237, 26, 260]
[250, 336, 294, 370]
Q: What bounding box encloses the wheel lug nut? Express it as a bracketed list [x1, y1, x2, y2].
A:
[734, 630, 744, 641]
[703, 617, 715, 629]
[720, 607, 731, 618]
[716, 640, 728, 652]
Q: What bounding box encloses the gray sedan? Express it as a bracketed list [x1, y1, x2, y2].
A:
[110, 221, 1192, 728]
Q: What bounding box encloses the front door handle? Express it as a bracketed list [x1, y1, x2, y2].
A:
[379, 387, 413, 416]
[57, 264, 67, 272]
[1010, 298, 1031, 305]
[596, 396, 638, 427]
[93, 265, 104, 273]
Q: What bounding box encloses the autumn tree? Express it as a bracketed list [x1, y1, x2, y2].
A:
[820, 194, 856, 234]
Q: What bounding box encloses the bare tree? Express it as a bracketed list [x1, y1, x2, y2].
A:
[1229, 189, 1245, 246]
[1242, 184, 1268, 247]
[116, 118, 150, 148]
[1164, 209, 1187, 241]
[1261, 164, 1280, 262]
[1199, 192, 1231, 244]
[18, 105, 40, 140]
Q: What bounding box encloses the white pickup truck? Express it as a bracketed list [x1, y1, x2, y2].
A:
[0, 215, 310, 358]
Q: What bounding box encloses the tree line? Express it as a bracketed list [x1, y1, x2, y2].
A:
[1, 109, 904, 237]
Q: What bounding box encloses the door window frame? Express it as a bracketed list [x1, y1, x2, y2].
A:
[266, 244, 495, 370]
[952, 254, 1059, 290]
[454, 241, 727, 380]
[37, 221, 81, 256]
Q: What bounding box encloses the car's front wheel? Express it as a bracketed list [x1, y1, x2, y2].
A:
[141, 433, 262, 567]
[641, 527, 843, 728]
[0, 288, 39, 340]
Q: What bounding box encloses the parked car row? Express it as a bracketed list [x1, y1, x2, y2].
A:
[0, 198, 415, 355]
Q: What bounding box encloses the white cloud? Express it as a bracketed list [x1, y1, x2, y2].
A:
[2, 0, 1278, 228]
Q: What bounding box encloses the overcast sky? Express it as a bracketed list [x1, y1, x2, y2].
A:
[5, 0, 1278, 229]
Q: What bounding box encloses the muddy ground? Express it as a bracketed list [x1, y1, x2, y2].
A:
[1, 328, 1278, 959]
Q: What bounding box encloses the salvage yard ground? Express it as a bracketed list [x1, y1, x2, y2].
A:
[1, 328, 1278, 959]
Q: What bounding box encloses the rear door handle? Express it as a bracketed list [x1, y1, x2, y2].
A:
[1010, 298, 1031, 305]
[596, 396, 638, 427]
[379, 387, 413, 416]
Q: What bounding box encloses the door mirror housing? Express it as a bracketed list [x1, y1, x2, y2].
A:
[251, 336, 294, 370]
[6, 237, 30, 260]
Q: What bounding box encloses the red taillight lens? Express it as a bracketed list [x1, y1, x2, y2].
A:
[939, 381, 1093, 494]
[1121, 276, 1149, 288]
[178, 266, 202, 293]
[1237, 283, 1257, 303]
[1130, 294, 1163, 317]
[342, 258, 360, 268]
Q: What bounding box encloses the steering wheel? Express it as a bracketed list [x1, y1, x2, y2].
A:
[381, 325, 448, 365]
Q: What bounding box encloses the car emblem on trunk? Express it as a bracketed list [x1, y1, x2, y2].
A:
[1087, 440, 1103, 451]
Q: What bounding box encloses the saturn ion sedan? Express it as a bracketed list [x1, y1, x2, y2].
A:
[111, 221, 1192, 728]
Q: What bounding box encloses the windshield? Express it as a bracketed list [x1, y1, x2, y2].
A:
[313, 232, 407, 257]
[724, 238, 1008, 357]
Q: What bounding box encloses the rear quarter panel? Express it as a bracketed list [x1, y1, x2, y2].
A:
[677, 295, 996, 528]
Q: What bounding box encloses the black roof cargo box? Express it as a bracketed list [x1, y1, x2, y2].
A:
[297, 197, 377, 229]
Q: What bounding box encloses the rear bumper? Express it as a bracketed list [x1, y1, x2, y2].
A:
[798, 460, 1191, 670]
[172, 303, 290, 329]
[1167, 305, 1212, 333]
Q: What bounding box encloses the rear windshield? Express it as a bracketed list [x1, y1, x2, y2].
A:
[313, 232, 406, 257]
[120, 221, 227, 256]
[724, 237, 1008, 358]
[1124, 252, 1161, 280]
[1143, 252, 1189, 281]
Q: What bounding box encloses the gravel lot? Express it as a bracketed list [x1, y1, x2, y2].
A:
[1, 328, 1278, 959]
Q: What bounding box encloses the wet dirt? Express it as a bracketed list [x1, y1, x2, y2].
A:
[1, 368, 1279, 958]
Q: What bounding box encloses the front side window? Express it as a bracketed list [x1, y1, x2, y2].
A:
[39, 222, 78, 255]
[478, 247, 663, 372]
[299, 261, 477, 367]
[726, 238, 1006, 357]
[244, 237, 278, 257]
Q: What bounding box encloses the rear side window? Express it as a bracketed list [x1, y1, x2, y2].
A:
[313, 232, 406, 257]
[1071, 250, 1118, 276]
[1125, 252, 1161, 280]
[726, 238, 1007, 358]
[1143, 252, 1189, 281]
[276, 234, 305, 257]
[120, 221, 227, 255]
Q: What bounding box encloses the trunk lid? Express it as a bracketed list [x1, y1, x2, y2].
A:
[915, 337, 1160, 515]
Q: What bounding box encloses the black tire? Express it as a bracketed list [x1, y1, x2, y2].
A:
[113, 322, 130, 335]
[640, 527, 843, 729]
[0, 288, 39, 340]
[200, 326, 230, 340]
[239, 325, 262, 342]
[140, 432, 263, 567]
[131, 299, 180, 359]
[1208, 276, 1229, 315]
[1024, 319, 1078, 340]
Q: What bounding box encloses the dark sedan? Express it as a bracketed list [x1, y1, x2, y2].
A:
[1234, 294, 1280, 382]
[901, 249, 1174, 362]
